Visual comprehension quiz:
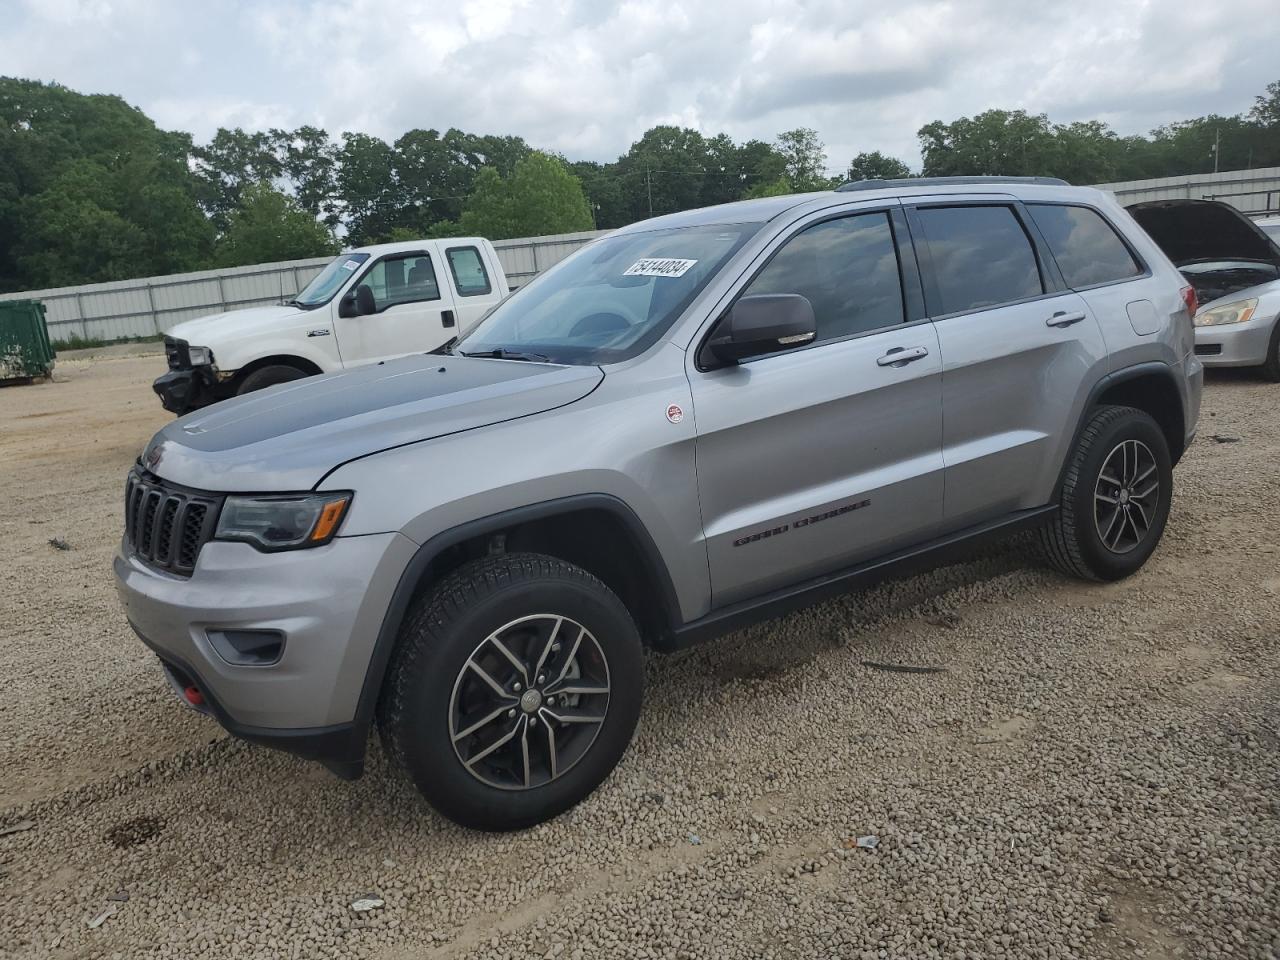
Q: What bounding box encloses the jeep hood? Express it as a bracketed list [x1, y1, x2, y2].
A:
[165, 304, 307, 345]
[143, 354, 603, 492]
[1127, 199, 1280, 267]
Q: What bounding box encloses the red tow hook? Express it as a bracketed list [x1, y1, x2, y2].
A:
[183, 685, 204, 707]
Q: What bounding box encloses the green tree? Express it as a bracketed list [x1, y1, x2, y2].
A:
[776, 128, 833, 190]
[0, 77, 212, 291]
[744, 176, 793, 199]
[846, 151, 911, 182]
[275, 125, 339, 226]
[213, 183, 336, 267]
[1250, 80, 1280, 127]
[457, 153, 593, 240]
[918, 110, 1058, 178]
[192, 127, 285, 230]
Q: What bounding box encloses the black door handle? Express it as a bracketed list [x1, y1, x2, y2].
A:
[441, 309, 456, 328]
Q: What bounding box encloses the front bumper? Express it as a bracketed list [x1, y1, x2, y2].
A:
[153, 367, 224, 415]
[114, 531, 418, 776]
[1194, 312, 1277, 367]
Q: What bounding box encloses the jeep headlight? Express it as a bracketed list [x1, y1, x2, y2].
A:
[1195, 298, 1257, 327]
[215, 492, 352, 551]
[187, 345, 215, 365]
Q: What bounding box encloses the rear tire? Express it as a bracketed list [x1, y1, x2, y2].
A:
[1261, 321, 1280, 382]
[379, 553, 644, 831]
[1039, 405, 1172, 582]
[235, 364, 307, 395]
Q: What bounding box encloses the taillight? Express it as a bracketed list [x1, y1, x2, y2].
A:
[1181, 285, 1198, 319]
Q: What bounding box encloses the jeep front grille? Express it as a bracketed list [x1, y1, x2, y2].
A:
[123, 469, 222, 575]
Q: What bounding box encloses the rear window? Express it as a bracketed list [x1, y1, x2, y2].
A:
[447, 246, 493, 297]
[916, 205, 1044, 315]
[1028, 203, 1143, 288]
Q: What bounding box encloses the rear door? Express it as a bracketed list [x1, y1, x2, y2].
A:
[689, 204, 946, 607]
[906, 198, 1109, 526]
[442, 243, 503, 334]
[333, 251, 459, 365]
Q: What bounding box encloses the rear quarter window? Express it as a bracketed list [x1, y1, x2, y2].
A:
[1028, 203, 1143, 288]
[447, 246, 493, 297]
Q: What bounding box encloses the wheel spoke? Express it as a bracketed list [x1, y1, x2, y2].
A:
[1132, 480, 1159, 502]
[489, 635, 530, 686]
[1133, 461, 1157, 486]
[532, 616, 563, 681]
[453, 703, 512, 743]
[554, 625, 587, 685]
[546, 681, 610, 697]
[1099, 469, 1122, 488]
[1130, 499, 1150, 532]
[1100, 504, 1124, 545]
[467, 659, 514, 701]
[540, 705, 606, 726]
[1095, 492, 1119, 505]
[519, 718, 531, 788]
[1108, 509, 1129, 550]
[464, 716, 522, 769]
[545, 721, 558, 780]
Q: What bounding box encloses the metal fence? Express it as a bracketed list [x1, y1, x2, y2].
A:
[1093, 166, 1280, 217]
[8, 167, 1280, 345]
[0, 230, 609, 344]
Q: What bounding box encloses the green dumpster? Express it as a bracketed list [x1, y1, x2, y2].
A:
[0, 299, 55, 383]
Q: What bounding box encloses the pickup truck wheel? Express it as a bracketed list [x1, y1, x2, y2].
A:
[379, 553, 643, 831]
[1039, 405, 1172, 582]
[235, 364, 307, 395]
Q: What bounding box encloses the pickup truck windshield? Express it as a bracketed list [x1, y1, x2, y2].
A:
[294, 253, 371, 308]
[457, 223, 759, 364]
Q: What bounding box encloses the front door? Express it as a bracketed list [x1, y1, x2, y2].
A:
[689, 208, 946, 607]
[334, 251, 458, 365]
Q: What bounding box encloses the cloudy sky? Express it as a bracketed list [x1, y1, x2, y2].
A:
[3, 0, 1278, 173]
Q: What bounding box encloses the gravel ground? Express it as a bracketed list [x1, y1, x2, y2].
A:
[1, 355, 1277, 960]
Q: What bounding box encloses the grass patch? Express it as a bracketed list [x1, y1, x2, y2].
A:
[52, 333, 163, 353]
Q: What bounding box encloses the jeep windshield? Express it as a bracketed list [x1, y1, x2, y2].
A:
[292, 253, 371, 308]
[457, 223, 760, 364]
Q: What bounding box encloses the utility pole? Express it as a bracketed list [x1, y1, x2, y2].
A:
[1213, 127, 1220, 174]
[646, 167, 653, 217]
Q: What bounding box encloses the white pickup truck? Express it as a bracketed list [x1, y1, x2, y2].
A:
[153, 238, 509, 414]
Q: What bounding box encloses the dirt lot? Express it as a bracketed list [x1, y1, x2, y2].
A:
[1, 354, 1278, 960]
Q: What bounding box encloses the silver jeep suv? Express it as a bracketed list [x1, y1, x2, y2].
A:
[115, 177, 1202, 830]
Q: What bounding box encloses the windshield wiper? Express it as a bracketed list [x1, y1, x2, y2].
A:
[459, 347, 552, 363]
[430, 336, 458, 355]
[284, 298, 311, 309]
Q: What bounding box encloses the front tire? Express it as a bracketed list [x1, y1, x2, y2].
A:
[235, 364, 307, 396]
[1040, 405, 1173, 581]
[379, 553, 644, 831]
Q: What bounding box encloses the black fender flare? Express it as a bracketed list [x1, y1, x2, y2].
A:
[1055, 360, 1187, 497]
[347, 494, 683, 759]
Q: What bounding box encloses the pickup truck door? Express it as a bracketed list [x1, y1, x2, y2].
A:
[333, 251, 459, 365]
[441, 243, 504, 335]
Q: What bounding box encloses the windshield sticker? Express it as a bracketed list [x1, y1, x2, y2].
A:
[623, 258, 697, 278]
[341, 259, 360, 271]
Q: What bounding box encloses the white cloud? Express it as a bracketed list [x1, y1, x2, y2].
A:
[0, 0, 1276, 174]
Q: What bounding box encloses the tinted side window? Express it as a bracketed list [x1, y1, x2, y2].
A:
[742, 212, 905, 344]
[447, 246, 493, 296]
[1028, 204, 1142, 288]
[361, 254, 440, 309]
[916, 205, 1043, 314]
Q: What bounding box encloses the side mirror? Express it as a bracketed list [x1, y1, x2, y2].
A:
[355, 284, 377, 315]
[706, 293, 816, 366]
[338, 292, 358, 318]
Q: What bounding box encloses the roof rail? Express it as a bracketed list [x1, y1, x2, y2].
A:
[835, 175, 1070, 193]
